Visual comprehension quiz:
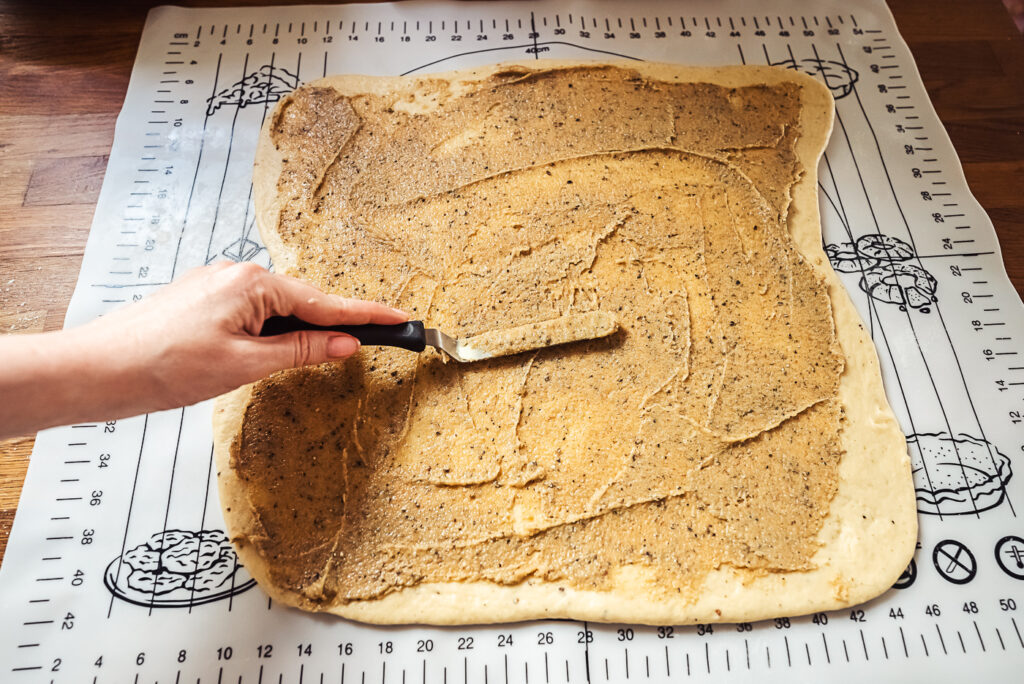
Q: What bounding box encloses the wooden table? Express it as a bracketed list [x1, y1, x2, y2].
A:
[1, 0, 1022, 566]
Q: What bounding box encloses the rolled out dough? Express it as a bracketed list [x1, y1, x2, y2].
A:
[212, 61, 917, 625]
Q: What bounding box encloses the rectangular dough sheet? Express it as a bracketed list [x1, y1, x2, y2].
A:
[212, 61, 917, 625]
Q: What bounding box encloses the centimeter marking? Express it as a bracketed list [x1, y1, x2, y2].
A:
[11, 8, 1023, 680]
[13, 614, 1024, 680]
[188, 12, 859, 39]
[14, 423, 104, 674]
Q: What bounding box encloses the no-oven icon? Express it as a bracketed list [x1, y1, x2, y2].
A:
[933, 539, 977, 584]
[995, 535, 1024, 580]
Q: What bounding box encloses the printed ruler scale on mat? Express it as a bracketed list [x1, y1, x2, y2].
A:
[1, 1, 1021, 681]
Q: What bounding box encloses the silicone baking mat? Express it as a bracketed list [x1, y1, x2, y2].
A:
[2, 1, 1022, 681]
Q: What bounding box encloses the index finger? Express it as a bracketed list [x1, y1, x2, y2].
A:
[263, 272, 409, 326]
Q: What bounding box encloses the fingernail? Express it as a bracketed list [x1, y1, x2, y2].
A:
[327, 335, 360, 358]
[390, 306, 410, 319]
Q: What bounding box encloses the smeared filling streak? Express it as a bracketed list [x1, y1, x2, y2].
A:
[231, 65, 846, 609]
[458, 311, 619, 361]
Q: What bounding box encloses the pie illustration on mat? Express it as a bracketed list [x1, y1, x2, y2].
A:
[908, 432, 1013, 515]
[105, 529, 256, 607]
[212, 61, 917, 625]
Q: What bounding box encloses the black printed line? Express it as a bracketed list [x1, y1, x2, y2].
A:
[400, 41, 640, 77]
[148, 407, 186, 615]
[188, 443, 217, 612]
[203, 52, 250, 267]
[234, 52, 277, 262]
[107, 415, 148, 618]
[583, 621, 591, 682]
[530, 11, 539, 58]
[936, 624, 948, 654]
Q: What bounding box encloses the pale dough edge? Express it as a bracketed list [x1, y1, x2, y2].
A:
[219, 60, 917, 625]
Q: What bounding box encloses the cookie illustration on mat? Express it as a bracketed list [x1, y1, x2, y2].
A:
[908, 432, 1012, 515]
[105, 529, 255, 607]
[826, 233, 938, 312]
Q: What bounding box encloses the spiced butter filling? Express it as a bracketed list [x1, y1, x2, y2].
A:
[220, 64, 856, 614]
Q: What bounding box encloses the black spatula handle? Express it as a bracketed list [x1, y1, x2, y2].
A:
[259, 316, 426, 352]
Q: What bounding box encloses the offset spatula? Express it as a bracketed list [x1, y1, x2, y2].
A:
[259, 311, 618, 363]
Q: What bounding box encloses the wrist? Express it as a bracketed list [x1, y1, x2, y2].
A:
[0, 330, 88, 437]
[64, 316, 175, 417]
[0, 322, 163, 439]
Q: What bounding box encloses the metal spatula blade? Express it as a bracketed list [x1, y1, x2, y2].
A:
[260, 312, 618, 363]
[422, 327, 471, 362]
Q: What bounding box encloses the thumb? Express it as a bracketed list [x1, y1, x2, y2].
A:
[245, 331, 361, 375]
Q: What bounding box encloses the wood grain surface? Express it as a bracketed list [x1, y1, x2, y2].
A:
[1, 0, 1023, 566]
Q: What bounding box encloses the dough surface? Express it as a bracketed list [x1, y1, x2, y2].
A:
[213, 61, 916, 625]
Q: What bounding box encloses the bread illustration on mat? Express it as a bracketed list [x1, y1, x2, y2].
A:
[105, 529, 255, 608]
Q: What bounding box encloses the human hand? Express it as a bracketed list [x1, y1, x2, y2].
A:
[0, 263, 410, 438]
[83, 262, 409, 412]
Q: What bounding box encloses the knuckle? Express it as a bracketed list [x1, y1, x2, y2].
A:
[232, 262, 266, 283]
[334, 298, 369, 323]
[333, 297, 353, 315]
[250, 283, 269, 304]
[292, 331, 318, 367]
[218, 263, 269, 299]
